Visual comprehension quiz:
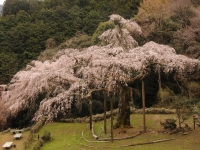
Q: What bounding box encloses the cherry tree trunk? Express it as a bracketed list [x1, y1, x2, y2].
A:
[114, 86, 131, 128]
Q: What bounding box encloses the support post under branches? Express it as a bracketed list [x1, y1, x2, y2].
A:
[85, 89, 105, 130]
[104, 91, 107, 134]
[90, 96, 92, 130]
[110, 92, 114, 142]
[142, 80, 146, 133]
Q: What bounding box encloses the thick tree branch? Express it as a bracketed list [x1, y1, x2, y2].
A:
[119, 138, 175, 147]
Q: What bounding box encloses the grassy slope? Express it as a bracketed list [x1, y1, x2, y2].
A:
[1, 114, 199, 150]
[31, 114, 200, 150]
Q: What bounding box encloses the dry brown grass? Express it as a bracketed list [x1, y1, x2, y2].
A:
[0, 131, 29, 150]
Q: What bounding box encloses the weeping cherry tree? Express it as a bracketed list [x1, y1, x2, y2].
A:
[0, 14, 200, 129]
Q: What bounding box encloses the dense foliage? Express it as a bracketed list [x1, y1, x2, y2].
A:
[0, 5, 2, 14]
[1, 0, 200, 84]
[0, 0, 141, 84]
[136, 0, 200, 58]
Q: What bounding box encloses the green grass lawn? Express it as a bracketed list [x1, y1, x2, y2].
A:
[1, 114, 199, 150]
[27, 114, 200, 150]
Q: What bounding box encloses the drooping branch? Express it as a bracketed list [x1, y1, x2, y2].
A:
[1, 14, 200, 127]
[91, 124, 98, 140]
[82, 127, 108, 143]
[99, 14, 141, 50]
[126, 72, 145, 85]
[127, 68, 151, 85]
[84, 88, 106, 99]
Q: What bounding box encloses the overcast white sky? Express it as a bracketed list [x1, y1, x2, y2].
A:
[0, 0, 5, 5]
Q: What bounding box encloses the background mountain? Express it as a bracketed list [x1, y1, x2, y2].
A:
[0, 0, 200, 129]
[0, 0, 200, 85]
[0, 0, 141, 84]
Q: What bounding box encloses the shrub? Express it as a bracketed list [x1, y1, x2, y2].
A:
[64, 32, 93, 49]
[170, 97, 198, 128]
[37, 48, 60, 62]
[32, 139, 44, 150]
[45, 38, 57, 49]
[172, 4, 195, 27]
[191, 0, 200, 6]
[187, 81, 200, 98]
[41, 130, 51, 141]
[157, 87, 175, 106]
[92, 21, 115, 44]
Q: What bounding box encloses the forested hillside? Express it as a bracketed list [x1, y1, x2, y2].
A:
[0, 5, 2, 14]
[0, 0, 141, 84]
[0, 0, 200, 129]
[1, 0, 200, 84]
[136, 0, 200, 57]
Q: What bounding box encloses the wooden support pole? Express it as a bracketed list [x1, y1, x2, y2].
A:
[142, 80, 146, 133]
[158, 67, 161, 90]
[104, 91, 107, 134]
[90, 96, 92, 130]
[110, 93, 114, 142]
[158, 67, 163, 103]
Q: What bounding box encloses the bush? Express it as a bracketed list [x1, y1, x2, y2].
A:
[37, 48, 60, 62]
[161, 118, 177, 130]
[46, 38, 57, 49]
[191, 0, 200, 6]
[172, 4, 195, 27]
[64, 32, 93, 49]
[42, 131, 51, 141]
[92, 21, 115, 44]
[157, 88, 175, 106]
[187, 81, 200, 98]
[32, 140, 44, 150]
